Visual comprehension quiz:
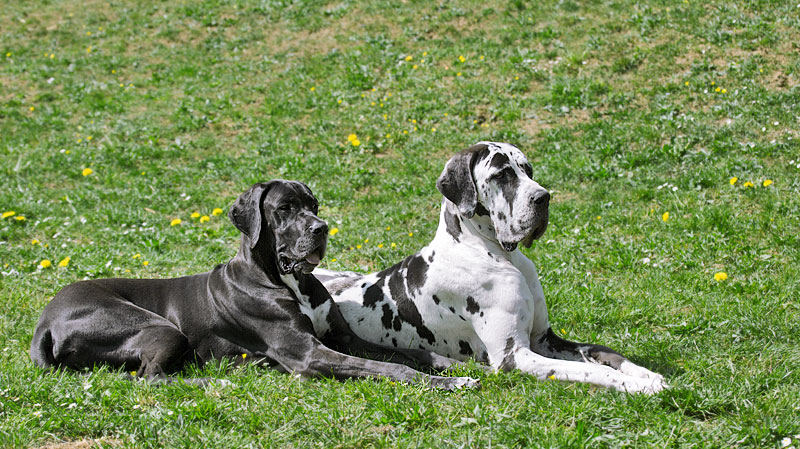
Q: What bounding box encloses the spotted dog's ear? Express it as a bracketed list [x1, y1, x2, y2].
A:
[228, 181, 276, 248]
[436, 143, 489, 218]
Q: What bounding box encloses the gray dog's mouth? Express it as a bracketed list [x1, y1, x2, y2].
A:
[280, 246, 325, 275]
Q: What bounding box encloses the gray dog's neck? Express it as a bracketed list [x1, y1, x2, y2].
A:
[228, 238, 286, 288]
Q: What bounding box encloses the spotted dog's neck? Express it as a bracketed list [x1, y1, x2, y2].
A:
[434, 199, 511, 257]
[279, 272, 307, 303]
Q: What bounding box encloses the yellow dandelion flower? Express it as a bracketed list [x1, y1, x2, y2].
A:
[711, 81, 715, 86]
[58, 257, 70, 268]
[662, 212, 669, 222]
[378, 243, 384, 248]
[458, 55, 466, 63]
[86, 31, 91, 36]
[82, 168, 93, 176]
[199, 215, 210, 223]
[2, 211, 15, 219]
[456, 72, 462, 77]
[86, 136, 92, 141]
[191, 212, 200, 219]
[86, 46, 91, 53]
[743, 181, 754, 188]
[356, 244, 362, 249]
[242, 353, 247, 359]
[729, 177, 738, 185]
[404, 55, 412, 61]
[331, 258, 337, 262]
[133, 253, 142, 259]
[143, 261, 149, 266]
[391, 242, 397, 248]
[29, 106, 35, 112]
[548, 375, 556, 380]
[385, 226, 391, 231]
[412, 64, 418, 69]
[310, 86, 315, 91]
[364, 239, 369, 243]
[14, 215, 25, 221]
[408, 232, 413, 237]
[5, 52, 10, 57]
[715, 87, 721, 92]
[40, 259, 52, 269]
[212, 208, 223, 216]
[721, 88, 727, 93]
[170, 218, 182, 226]
[684, 81, 689, 86]
[112, 69, 116, 74]
[31, 239, 40, 245]
[329, 227, 339, 236]
[347, 134, 357, 142]
[479, 55, 484, 60]
[763, 179, 773, 187]
[714, 272, 728, 281]
[351, 139, 361, 147]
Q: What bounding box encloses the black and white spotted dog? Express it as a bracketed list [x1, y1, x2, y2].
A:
[316, 142, 666, 394]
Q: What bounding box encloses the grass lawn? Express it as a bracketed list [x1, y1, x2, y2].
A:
[1, 0, 799, 447]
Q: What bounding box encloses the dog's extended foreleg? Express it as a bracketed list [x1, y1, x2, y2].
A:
[531, 327, 665, 383]
[499, 342, 663, 394]
[266, 335, 479, 390]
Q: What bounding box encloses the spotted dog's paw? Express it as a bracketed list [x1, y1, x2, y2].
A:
[431, 376, 482, 391]
[618, 374, 667, 395]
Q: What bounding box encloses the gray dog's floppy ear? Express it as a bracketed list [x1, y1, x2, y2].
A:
[228, 181, 275, 248]
[436, 143, 489, 218]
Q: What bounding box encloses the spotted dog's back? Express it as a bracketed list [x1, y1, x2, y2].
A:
[317, 244, 489, 362]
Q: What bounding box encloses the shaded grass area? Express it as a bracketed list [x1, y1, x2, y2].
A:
[1, 0, 799, 447]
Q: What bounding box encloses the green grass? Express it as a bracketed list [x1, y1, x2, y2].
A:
[2, 0, 799, 447]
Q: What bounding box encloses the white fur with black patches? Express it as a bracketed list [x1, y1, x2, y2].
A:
[317, 142, 666, 394]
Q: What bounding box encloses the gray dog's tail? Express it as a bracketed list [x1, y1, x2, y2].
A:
[30, 325, 57, 368]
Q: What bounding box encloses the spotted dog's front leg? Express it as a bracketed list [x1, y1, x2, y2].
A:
[530, 327, 666, 390]
[479, 313, 665, 394]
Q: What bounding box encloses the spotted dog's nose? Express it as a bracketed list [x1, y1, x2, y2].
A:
[532, 190, 550, 206]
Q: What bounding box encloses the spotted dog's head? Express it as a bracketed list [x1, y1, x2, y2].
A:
[229, 180, 328, 275]
[436, 142, 549, 251]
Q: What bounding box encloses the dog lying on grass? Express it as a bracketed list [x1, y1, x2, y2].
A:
[317, 143, 666, 394]
[30, 180, 479, 390]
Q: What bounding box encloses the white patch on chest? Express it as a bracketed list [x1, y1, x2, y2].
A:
[280, 274, 332, 338]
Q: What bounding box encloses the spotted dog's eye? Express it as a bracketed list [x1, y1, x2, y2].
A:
[489, 167, 513, 182]
[276, 203, 293, 213]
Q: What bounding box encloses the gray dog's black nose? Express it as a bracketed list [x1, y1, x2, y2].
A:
[533, 190, 550, 206]
[310, 221, 328, 236]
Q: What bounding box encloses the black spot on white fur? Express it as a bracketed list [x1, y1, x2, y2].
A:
[443, 205, 462, 242]
[386, 257, 436, 345]
[499, 337, 516, 370]
[459, 340, 473, 356]
[465, 296, 480, 314]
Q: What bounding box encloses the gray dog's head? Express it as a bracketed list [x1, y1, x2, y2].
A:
[229, 180, 328, 275]
[436, 142, 550, 251]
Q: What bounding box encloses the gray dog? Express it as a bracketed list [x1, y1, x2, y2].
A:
[30, 180, 479, 390]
